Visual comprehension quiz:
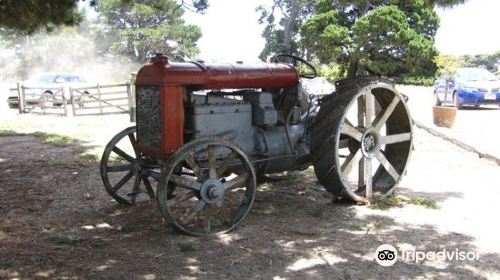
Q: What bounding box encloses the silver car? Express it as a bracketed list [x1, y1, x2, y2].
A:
[7, 73, 89, 108]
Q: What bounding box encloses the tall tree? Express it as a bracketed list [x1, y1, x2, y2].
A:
[461, 51, 500, 72]
[256, 0, 315, 61]
[259, 0, 466, 78]
[95, 0, 202, 62]
[0, 0, 207, 34]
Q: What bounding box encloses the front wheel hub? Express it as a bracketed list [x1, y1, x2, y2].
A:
[200, 178, 225, 204]
[361, 129, 381, 159]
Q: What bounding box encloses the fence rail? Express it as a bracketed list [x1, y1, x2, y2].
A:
[70, 83, 131, 116]
[18, 85, 68, 116]
[14, 82, 132, 117]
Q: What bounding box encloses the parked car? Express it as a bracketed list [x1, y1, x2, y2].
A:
[433, 67, 500, 109]
[6, 73, 90, 108]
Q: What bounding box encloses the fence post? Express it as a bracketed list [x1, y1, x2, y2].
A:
[16, 82, 23, 114]
[98, 83, 103, 114]
[69, 87, 76, 116]
[129, 73, 137, 123]
[62, 87, 68, 116]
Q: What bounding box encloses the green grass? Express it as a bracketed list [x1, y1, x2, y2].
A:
[371, 195, 439, 210]
[407, 196, 439, 209]
[178, 242, 195, 253]
[0, 130, 79, 147]
[0, 130, 27, 137]
[1, 129, 100, 165]
[32, 132, 78, 147]
[46, 234, 85, 245]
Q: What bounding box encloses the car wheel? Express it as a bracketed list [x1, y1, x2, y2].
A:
[453, 92, 463, 110]
[434, 91, 442, 106]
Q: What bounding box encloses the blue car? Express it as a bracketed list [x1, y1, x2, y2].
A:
[433, 67, 500, 109]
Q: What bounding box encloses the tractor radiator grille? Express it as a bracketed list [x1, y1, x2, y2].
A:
[136, 85, 161, 150]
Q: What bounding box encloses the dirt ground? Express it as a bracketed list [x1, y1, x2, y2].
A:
[1, 98, 500, 279]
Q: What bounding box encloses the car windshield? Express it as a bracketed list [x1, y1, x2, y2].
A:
[26, 74, 58, 83]
[456, 68, 498, 82]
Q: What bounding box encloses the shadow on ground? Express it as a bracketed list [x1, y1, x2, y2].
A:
[0, 132, 498, 280]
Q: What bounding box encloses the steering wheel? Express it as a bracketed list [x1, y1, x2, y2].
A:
[271, 53, 317, 79]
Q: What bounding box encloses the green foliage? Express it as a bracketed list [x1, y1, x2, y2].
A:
[0, 12, 139, 82]
[95, 0, 202, 62]
[461, 51, 500, 73]
[0, 0, 207, 34]
[256, 0, 315, 61]
[433, 54, 464, 76]
[317, 63, 343, 82]
[301, 1, 459, 78]
[0, 0, 82, 34]
[401, 75, 435, 86]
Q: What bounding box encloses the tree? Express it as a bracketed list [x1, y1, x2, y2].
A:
[434, 54, 464, 76]
[256, 0, 315, 61]
[461, 51, 500, 73]
[0, 11, 139, 82]
[0, 0, 82, 34]
[0, 0, 207, 34]
[259, 0, 466, 78]
[94, 0, 202, 62]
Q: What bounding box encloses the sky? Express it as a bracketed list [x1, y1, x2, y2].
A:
[183, 0, 500, 63]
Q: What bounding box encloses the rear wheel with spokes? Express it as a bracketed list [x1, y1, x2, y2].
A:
[311, 77, 413, 203]
[157, 137, 256, 236]
[100, 126, 158, 205]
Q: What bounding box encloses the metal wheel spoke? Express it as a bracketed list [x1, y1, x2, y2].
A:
[112, 146, 134, 162]
[170, 175, 202, 191]
[207, 145, 217, 179]
[142, 175, 156, 199]
[182, 200, 206, 224]
[340, 121, 363, 142]
[373, 96, 399, 131]
[341, 149, 362, 175]
[380, 132, 411, 145]
[217, 151, 238, 177]
[375, 152, 400, 182]
[224, 173, 249, 190]
[364, 158, 373, 198]
[128, 133, 139, 156]
[365, 91, 375, 127]
[357, 95, 365, 127]
[185, 153, 203, 181]
[112, 170, 134, 192]
[132, 175, 141, 193]
[107, 164, 134, 172]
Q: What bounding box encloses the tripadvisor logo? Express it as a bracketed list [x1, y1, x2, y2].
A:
[375, 244, 398, 266]
[375, 244, 479, 266]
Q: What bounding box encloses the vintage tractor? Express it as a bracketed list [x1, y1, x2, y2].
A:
[100, 53, 413, 235]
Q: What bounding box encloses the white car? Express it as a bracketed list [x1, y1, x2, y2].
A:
[7, 73, 90, 108]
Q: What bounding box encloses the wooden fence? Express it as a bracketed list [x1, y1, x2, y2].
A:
[17, 85, 68, 115]
[69, 83, 132, 116]
[15, 83, 132, 116]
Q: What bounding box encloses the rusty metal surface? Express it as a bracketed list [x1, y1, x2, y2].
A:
[136, 85, 162, 150]
[135, 54, 299, 89]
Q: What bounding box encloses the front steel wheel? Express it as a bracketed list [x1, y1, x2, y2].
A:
[157, 137, 256, 236]
[311, 77, 413, 203]
[100, 126, 157, 205]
